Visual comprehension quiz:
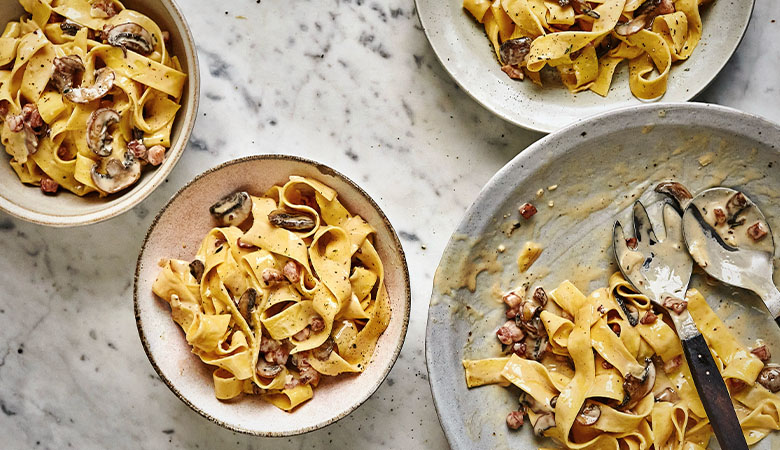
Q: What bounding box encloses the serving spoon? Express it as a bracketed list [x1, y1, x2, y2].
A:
[657, 183, 780, 327]
[613, 201, 748, 450]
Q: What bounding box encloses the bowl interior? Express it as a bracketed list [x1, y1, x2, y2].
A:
[415, 0, 754, 132]
[135, 156, 410, 436]
[0, 0, 198, 226]
[427, 104, 780, 449]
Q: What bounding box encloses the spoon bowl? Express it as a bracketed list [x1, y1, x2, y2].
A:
[683, 187, 780, 320]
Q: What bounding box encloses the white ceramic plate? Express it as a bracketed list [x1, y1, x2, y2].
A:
[415, 0, 755, 132]
[426, 103, 780, 449]
[0, 0, 199, 226]
[135, 155, 411, 436]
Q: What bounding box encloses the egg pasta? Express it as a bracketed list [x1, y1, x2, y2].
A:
[464, 273, 780, 449]
[153, 176, 391, 411]
[463, 0, 710, 99]
[0, 0, 186, 195]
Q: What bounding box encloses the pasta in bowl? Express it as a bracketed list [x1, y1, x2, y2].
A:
[0, 0, 198, 226]
[135, 156, 410, 435]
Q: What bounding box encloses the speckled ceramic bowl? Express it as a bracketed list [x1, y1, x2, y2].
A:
[135, 155, 411, 436]
[427, 103, 780, 449]
[0, 0, 199, 227]
[415, 0, 755, 133]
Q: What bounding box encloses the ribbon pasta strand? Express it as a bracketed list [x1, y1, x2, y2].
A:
[463, 274, 780, 448]
[153, 176, 390, 411]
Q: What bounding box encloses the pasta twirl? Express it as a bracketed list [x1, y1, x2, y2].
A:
[153, 176, 390, 411]
[464, 274, 780, 449]
[0, 0, 186, 196]
[464, 0, 711, 99]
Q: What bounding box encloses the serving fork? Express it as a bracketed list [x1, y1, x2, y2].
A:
[613, 201, 748, 450]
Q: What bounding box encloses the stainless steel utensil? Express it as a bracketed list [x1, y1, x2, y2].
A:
[613, 201, 748, 450]
[680, 187, 780, 327]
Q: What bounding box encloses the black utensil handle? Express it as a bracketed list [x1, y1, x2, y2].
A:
[776, 315, 780, 329]
[682, 333, 748, 450]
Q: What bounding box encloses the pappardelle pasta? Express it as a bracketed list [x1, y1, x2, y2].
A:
[464, 273, 780, 449]
[0, 0, 186, 196]
[463, 0, 712, 99]
[153, 176, 391, 411]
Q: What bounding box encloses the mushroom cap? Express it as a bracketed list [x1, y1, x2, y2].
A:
[255, 359, 283, 378]
[758, 364, 780, 393]
[86, 107, 120, 157]
[64, 67, 115, 104]
[90, 151, 141, 194]
[107, 22, 154, 55]
[575, 402, 601, 426]
[532, 413, 556, 437]
[209, 191, 253, 226]
[51, 55, 85, 92]
[622, 358, 657, 410]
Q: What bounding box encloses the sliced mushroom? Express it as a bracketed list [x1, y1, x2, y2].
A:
[519, 287, 548, 321]
[209, 191, 252, 226]
[60, 20, 83, 36]
[51, 55, 85, 92]
[86, 108, 119, 157]
[23, 128, 39, 155]
[188, 259, 205, 281]
[654, 387, 680, 403]
[575, 402, 601, 426]
[499, 37, 531, 66]
[569, 0, 600, 18]
[107, 22, 154, 55]
[622, 358, 656, 410]
[313, 337, 335, 361]
[90, 151, 141, 194]
[533, 413, 556, 437]
[236, 288, 257, 324]
[757, 365, 780, 393]
[255, 358, 282, 378]
[615, 0, 674, 36]
[520, 392, 554, 414]
[64, 67, 115, 104]
[268, 209, 316, 231]
[654, 181, 693, 208]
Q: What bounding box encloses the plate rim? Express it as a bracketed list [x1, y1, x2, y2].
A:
[134, 154, 412, 437]
[414, 0, 757, 133]
[424, 102, 780, 449]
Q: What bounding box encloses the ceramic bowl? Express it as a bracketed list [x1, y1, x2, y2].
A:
[0, 0, 199, 227]
[426, 103, 780, 449]
[135, 155, 411, 436]
[415, 0, 755, 132]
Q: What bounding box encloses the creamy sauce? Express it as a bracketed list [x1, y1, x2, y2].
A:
[429, 129, 780, 447]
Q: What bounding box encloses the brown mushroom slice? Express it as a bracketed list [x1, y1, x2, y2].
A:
[256, 359, 282, 378]
[499, 37, 531, 66]
[209, 191, 252, 226]
[86, 107, 119, 157]
[60, 20, 83, 36]
[575, 402, 601, 426]
[23, 128, 39, 155]
[655, 181, 693, 207]
[532, 413, 556, 437]
[90, 151, 141, 194]
[757, 365, 780, 393]
[622, 358, 656, 409]
[312, 337, 335, 361]
[236, 288, 257, 324]
[188, 259, 205, 281]
[268, 209, 316, 231]
[64, 67, 115, 104]
[107, 22, 154, 55]
[51, 55, 85, 92]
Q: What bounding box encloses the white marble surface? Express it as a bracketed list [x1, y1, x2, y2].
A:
[1, 0, 778, 448]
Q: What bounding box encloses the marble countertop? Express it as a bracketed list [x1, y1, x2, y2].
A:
[1, 0, 778, 448]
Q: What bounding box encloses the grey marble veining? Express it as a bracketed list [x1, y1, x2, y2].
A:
[0, 0, 778, 449]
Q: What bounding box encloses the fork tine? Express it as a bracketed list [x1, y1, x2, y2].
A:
[612, 220, 629, 263]
[661, 202, 683, 243]
[632, 201, 658, 245]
